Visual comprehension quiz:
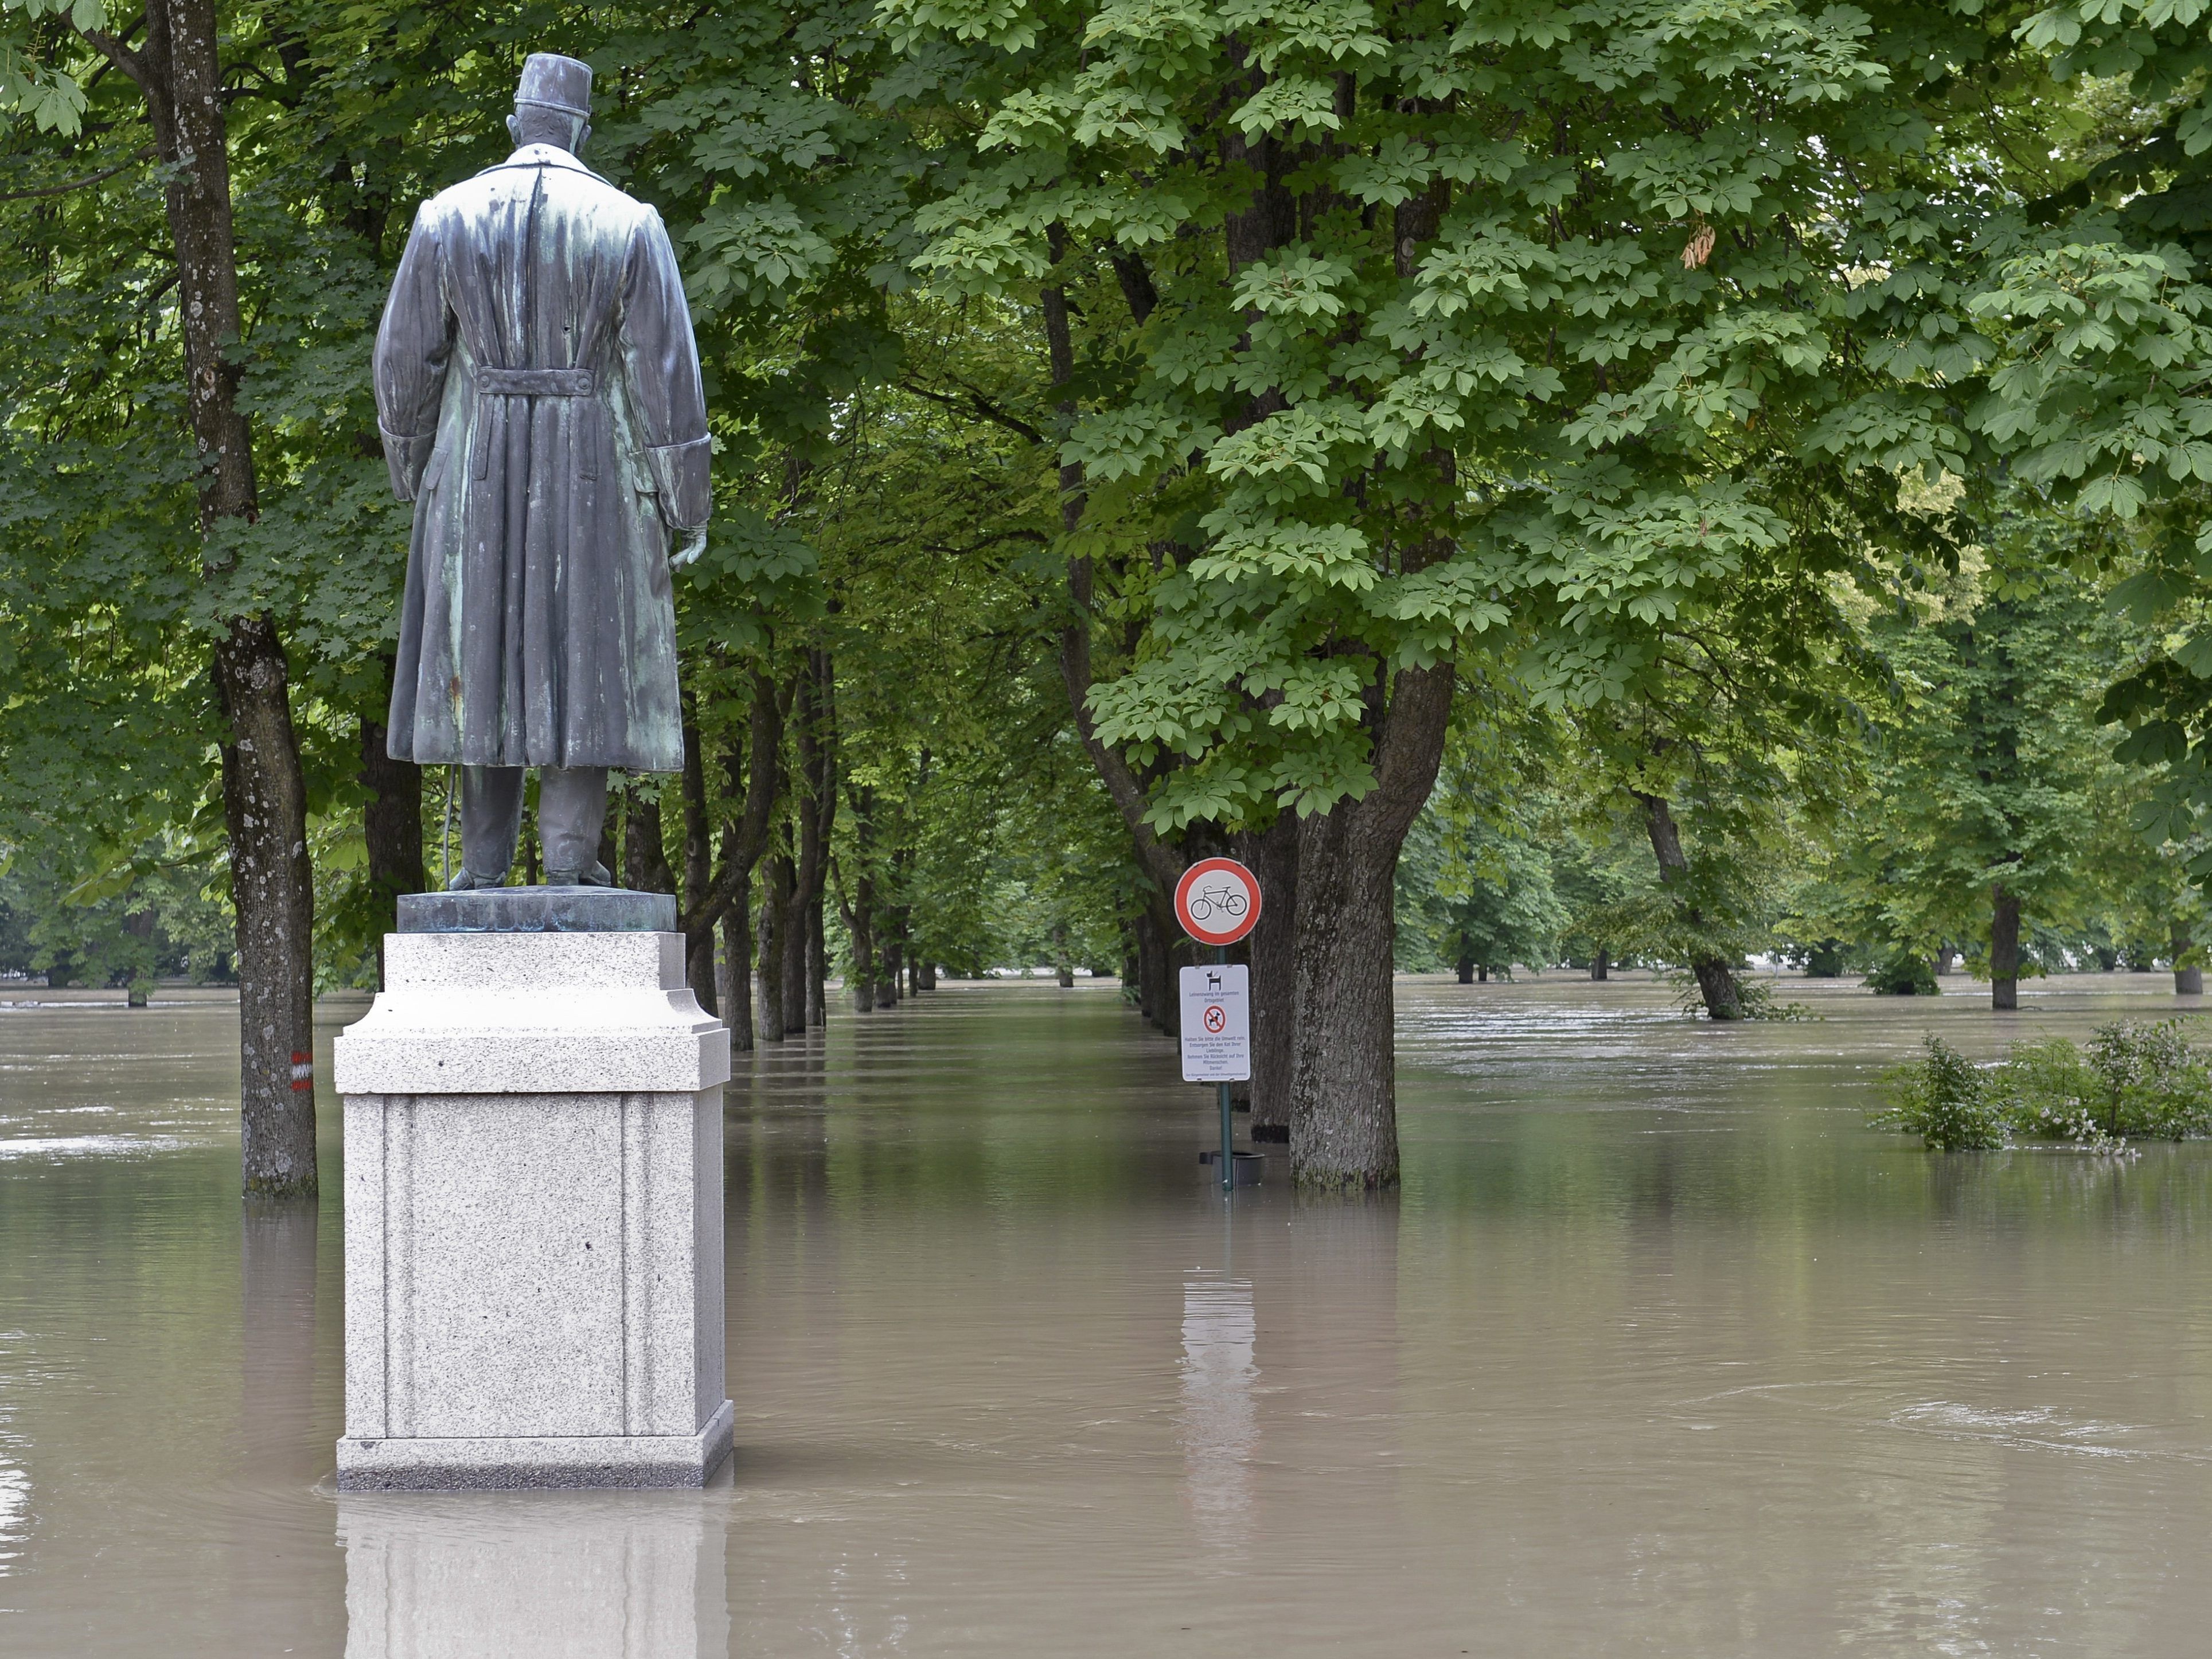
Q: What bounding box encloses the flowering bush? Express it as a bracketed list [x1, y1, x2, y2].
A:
[1872, 1037, 2007, 1151]
[1874, 1022, 2212, 1153]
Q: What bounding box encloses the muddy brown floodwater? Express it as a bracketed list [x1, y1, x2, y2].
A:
[3, 973, 2212, 1656]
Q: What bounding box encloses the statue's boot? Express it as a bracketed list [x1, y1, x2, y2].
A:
[544, 860, 615, 888]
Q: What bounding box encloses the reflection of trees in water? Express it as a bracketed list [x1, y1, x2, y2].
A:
[1180, 1275, 1257, 1550]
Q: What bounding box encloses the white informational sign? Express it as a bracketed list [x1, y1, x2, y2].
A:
[1179, 963, 1251, 1083]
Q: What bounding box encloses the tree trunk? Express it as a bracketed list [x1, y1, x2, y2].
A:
[1456, 957, 1473, 985]
[625, 786, 674, 895]
[1285, 629, 1454, 1190]
[1589, 948, 1609, 982]
[781, 857, 808, 1036]
[1144, 895, 1184, 1039]
[756, 851, 790, 1043]
[1235, 813, 1298, 1142]
[1286, 798, 1405, 1190]
[801, 649, 835, 1028]
[807, 901, 826, 1027]
[781, 658, 826, 1036]
[216, 621, 317, 1196]
[1991, 883, 2020, 1011]
[360, 681, 424, 992]
[846, 872, 876, 1013]
[2172, 922, 2202, 995]
[720, 893, 753, 1052]
[125, 907, 156, 1006]
[679, 706, 716, 1015]
[86, 0, 319, 1194]
[917, 958, 936, 992]
[598, 794, 621, 888]
[1634, 791, 1743, 1021]
[682, 667, 783, 1024]
[839, 787, 879, 1015]
[1134, 906, 1163, 1028]
[876, 928, 902, 1009]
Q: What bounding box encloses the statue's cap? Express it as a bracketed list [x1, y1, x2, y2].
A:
[515, 53, 592, 118]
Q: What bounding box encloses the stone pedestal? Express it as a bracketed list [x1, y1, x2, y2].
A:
[333, 898, 731, 1490]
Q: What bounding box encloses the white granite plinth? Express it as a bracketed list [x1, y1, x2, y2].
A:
[334, 931, 731, 1491]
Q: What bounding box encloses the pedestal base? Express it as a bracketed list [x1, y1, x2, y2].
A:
[334, 927, 731, 1493]
[337, 1399, 734, 1490]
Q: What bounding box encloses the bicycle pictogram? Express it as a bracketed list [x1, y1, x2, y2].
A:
[1184, 885, 1249, 924]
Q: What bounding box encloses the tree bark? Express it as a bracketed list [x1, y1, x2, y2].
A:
[1456, 956, 1474, 985]
[781, 848, 809, 1036]
[679, 705, 716, 1014]
[1634, 791, 1743, 1021]
[624, 786, 675, 895]
[1589, 948, 1609, 982]
[1236, 813, 1298, 1141]
[804, 651, 835, 1027]
[216, 621, 317, 1195]
[839, 787, 879, 1013]
[2174, 923, 2202, 996]
[360, 674, 424, 992]
[84, 0, 320, 1193]
[876, 927, 902, 1009]
[779, 658, 827, 1035]
[756, 850, 791, 1043]
[1991, 883, 2020, 1010]
[720, 892, 753, 1052]
[1285, 650, 1453, 1189]
[124, 907, 156, 1006]
[1134, 906, 1162, 1028]
[682, 671, 783, 949]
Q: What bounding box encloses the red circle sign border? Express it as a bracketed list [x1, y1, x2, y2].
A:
[1173, 856, 1262, 947]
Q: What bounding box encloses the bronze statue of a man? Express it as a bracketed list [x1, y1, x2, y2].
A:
[373, 52, 709, 888]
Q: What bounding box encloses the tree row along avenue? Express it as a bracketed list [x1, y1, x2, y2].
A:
[7, 1, 2212, 1190]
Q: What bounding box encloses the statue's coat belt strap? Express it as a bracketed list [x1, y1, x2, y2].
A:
[478, 368, 596, 396]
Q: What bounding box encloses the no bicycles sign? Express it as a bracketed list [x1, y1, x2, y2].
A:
[1173, 857, 1261, 948]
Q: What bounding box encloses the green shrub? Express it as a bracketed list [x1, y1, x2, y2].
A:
[1871, 1036, 2008, 1150]
[1985, 1039, 2114, 1148]
[1938, 1022, 2212, 1149]
[2085, 1021, 2212, 1141]
[1865, 951, 1938, 996]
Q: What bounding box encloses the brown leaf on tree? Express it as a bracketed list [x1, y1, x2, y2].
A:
[1682, 222, 1716, 270]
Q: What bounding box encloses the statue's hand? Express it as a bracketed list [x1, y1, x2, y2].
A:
[672, 526, 707, 570]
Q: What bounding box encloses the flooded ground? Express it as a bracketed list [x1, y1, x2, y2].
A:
[2, 971, 2210, 1656]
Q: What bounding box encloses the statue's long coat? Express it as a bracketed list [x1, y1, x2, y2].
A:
[373, 143, 709, 774]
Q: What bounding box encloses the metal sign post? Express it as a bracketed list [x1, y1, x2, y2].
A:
[1173, 858, 1261, 1195]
